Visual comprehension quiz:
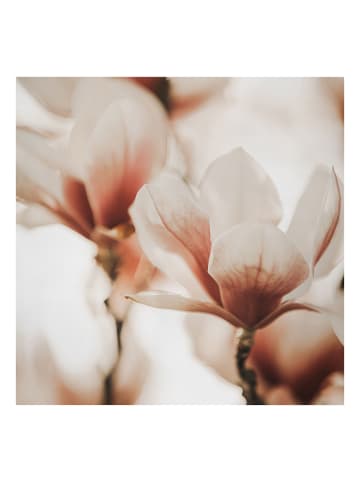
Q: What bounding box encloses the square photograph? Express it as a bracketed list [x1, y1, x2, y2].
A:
[16, 77, 344, 405]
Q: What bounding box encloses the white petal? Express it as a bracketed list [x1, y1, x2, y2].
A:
[130, 174, 219, 301]
[126, 291, 243, 328]
[200, 147, 282, 239]
[17, 224, 118, 402]
[287, 165, 343, 276]
[18, 77, 77, 117]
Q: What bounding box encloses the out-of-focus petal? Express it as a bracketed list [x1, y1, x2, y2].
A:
[170, 77, 228, 108]
[16, 203, 63, 228]
[17, 224, 118, 403]
[126, 291, 243, 328]
[208, 223, 309, 327]
[16, 80, 72, 136]
[256, 301, 320, 329]
[287, 165, 343, 276]
[331, 312, 344, 345]
[130, 174, 220, 300]
[200, 148, 282, 239]
[84, 97, 167, 227]
[18, 77, 77, 117]
[16, 129, 64, 208]
[265, 386, 298, 405]
[311, 372, 344, 405]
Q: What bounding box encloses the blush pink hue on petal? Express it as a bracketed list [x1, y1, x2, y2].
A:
[129, 174, 220, 301]
[200, 148, 282, 239]
[125, 291, 243, 328]
[84, 98, 167, 228]
[208, 223, 309, 328]
[287, 165, 343, 276]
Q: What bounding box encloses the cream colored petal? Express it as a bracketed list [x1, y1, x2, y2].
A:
[208, 223, 309, 327]
[287, 165, 343, 276]
[130, 174, 219, 301]
[126, 291, 243, 328]
[200, 148, 282, 239]
[16, 129, 64, 207]
[17, 225, 118, 403]
[18, 77, 78, 117]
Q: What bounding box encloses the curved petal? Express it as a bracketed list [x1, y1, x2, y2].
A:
[16, 129, 64, 208]
[200, 148, 282, 239]
[129, 174, 220, 301]
[17, 203, 63, 228]
[16, 81, 71, 136]
[287, 165, 343, 277]
[83, 97, 167, 228]
[208, 223, 309, 328]
[18, 77, 77, 117]
[255, 301, 320, 329]
[126, 291, 243, 328]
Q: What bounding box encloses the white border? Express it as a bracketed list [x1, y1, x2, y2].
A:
[2, 1, 358, 481]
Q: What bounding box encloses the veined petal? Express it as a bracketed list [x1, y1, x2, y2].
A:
[200, 148, 282, 239]
[129, 174, 220, 301]
[84, 97, 167, 228]
[287, 165, 343, 276]
[18, 77, 77, 117]
[125, 291, 242, 328]
[255, 301, 320, 329]
[208, 223, 309, 328]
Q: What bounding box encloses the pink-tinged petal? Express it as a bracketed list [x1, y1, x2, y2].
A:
[208, 223, 309, 328]
[69, 78, 167, 178]
[18, 77, 77, 117]
[129, 174, 220, 301]
[255, 301, 320, 329]
[200, 148, 282, 239]
[62, 177, 94, 235]
[83, 98, 167, 228]
[287, 165, 343, 276]
[125, 291, 243, 328]
[314, 169, 343, 277]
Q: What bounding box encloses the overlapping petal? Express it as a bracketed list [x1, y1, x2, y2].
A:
[18, 77, 77, 117]
[125, 291, 242, 328]
[208, 223, 309, 327]
[129, 173, 220, 301]
[287, 165, 343, 277]
[200, 148, 282, 239]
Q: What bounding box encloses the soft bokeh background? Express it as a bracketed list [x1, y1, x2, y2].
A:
[16, 77, 344, 404]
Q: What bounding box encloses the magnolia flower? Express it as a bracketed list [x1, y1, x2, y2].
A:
[127, 147, 343, 332]
[17, 78, 168, 243]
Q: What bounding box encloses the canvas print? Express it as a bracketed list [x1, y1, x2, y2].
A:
[16, 77, 344, 404]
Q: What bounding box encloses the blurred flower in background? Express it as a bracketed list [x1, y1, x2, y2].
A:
[16, 77, 344, 405]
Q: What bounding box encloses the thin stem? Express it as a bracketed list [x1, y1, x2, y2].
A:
[96, 246, 123, 405]
[236, 329, 264, 405]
